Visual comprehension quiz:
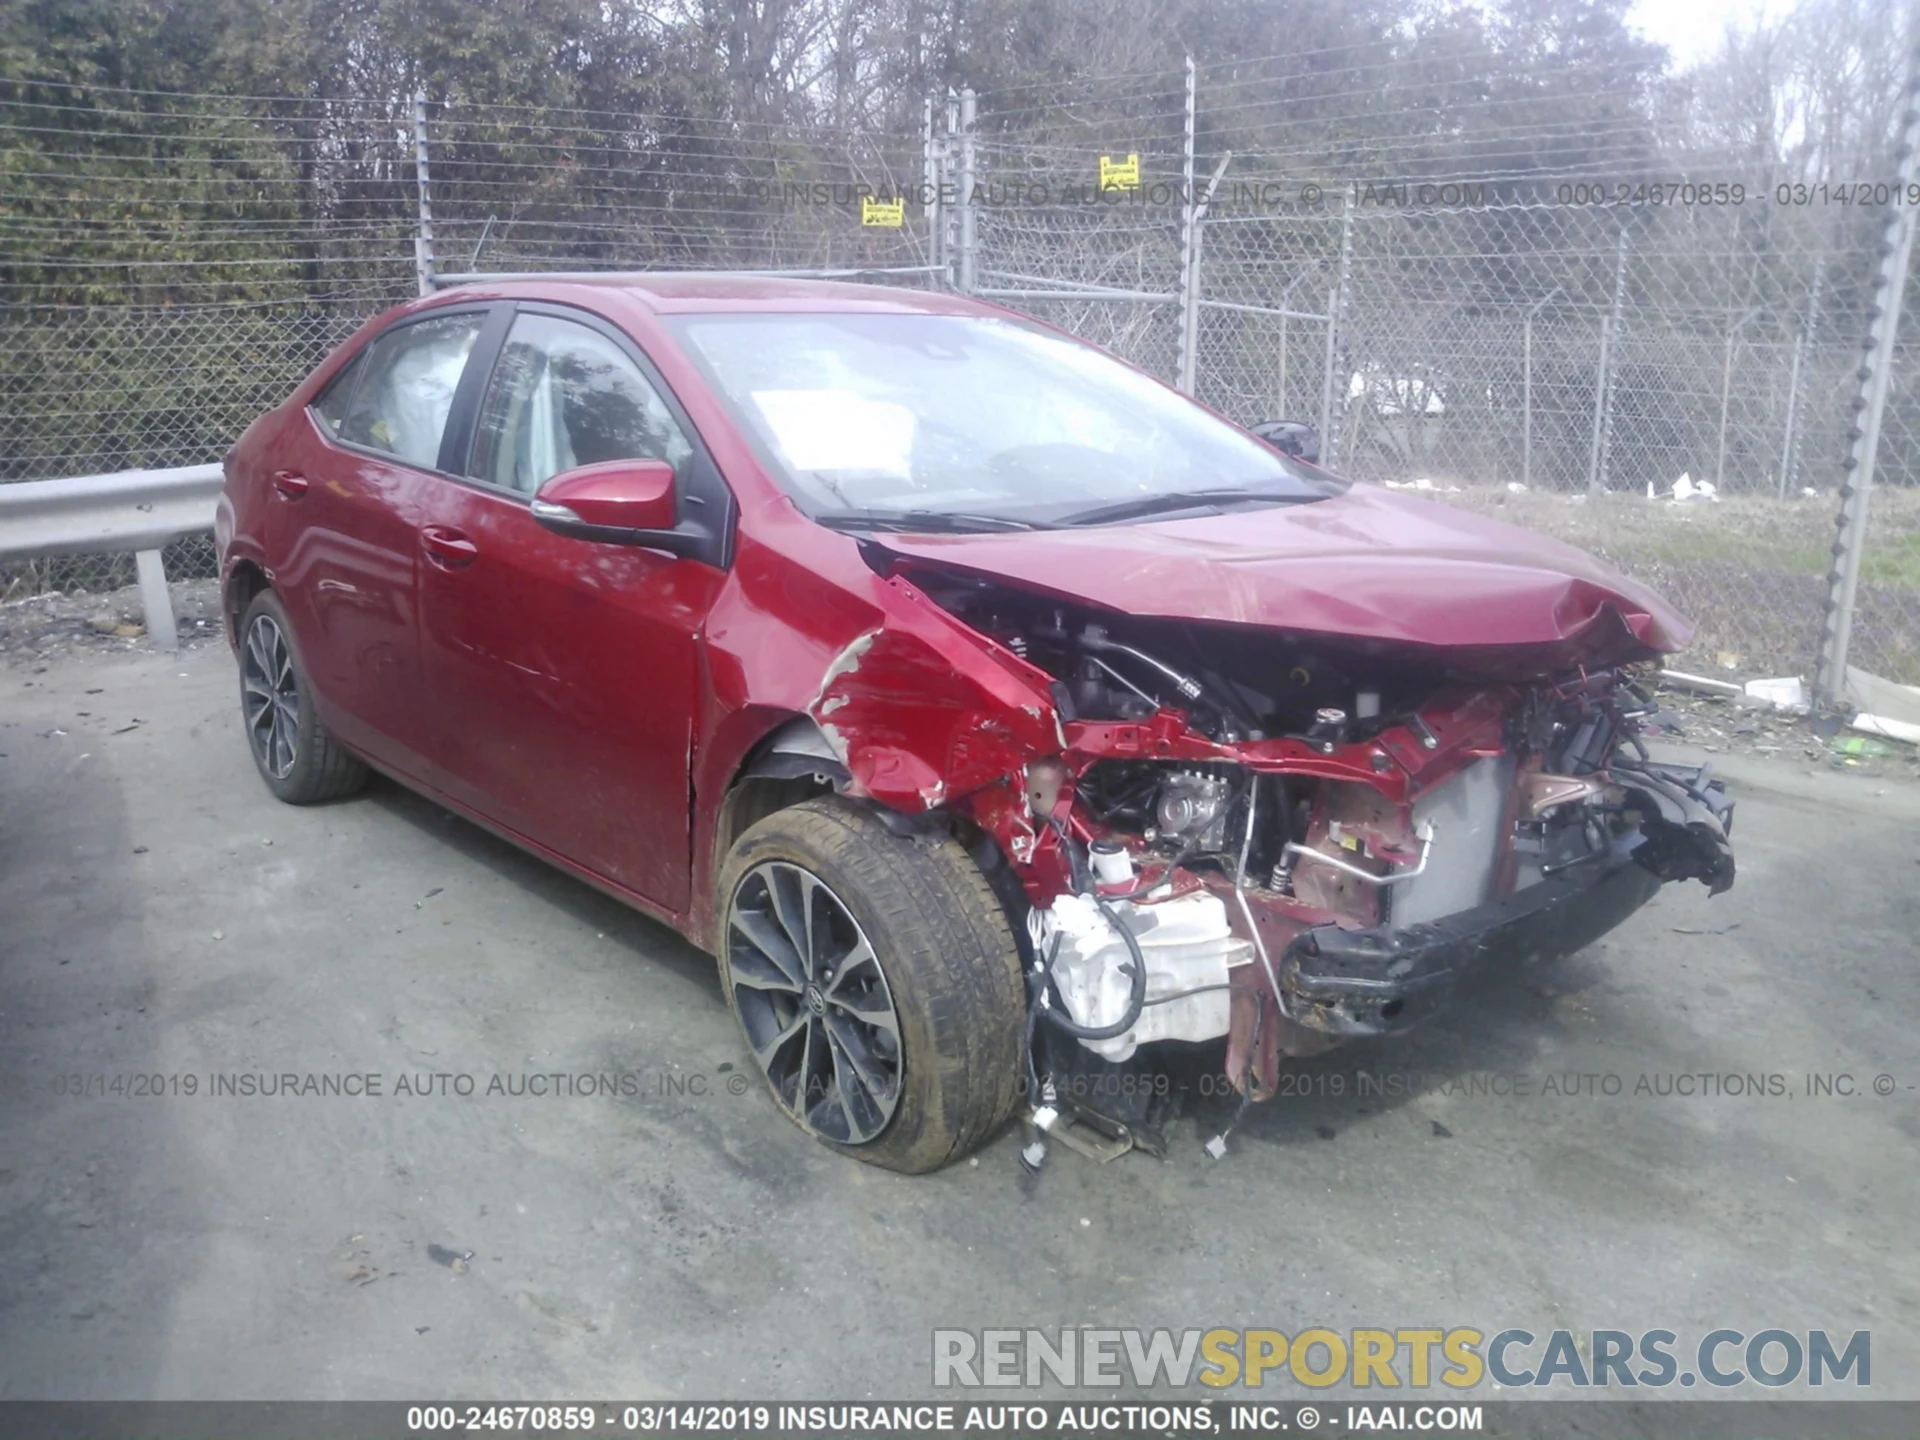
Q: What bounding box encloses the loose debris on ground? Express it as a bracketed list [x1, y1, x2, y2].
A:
[1649, 676, 1920, 783]
[0, 578, 222, 663]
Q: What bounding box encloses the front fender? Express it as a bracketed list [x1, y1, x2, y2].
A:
[806, 574, 1064, 812]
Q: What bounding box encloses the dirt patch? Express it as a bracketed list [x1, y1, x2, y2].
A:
[1648, 677, 1920, 783]
[0, 578, 223, 665]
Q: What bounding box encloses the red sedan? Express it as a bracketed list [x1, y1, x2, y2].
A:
[216, 276, 1734, 1172]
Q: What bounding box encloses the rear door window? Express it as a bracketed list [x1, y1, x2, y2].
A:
[336, 312, 485, 470]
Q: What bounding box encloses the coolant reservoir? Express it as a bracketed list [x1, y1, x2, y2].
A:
[1043, 891, 1251, 1063]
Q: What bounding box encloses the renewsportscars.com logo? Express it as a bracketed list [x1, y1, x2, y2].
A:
[931, 1328, 1870, 1391]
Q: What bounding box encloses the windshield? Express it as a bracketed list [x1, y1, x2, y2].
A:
[668, 312, 1340, 527]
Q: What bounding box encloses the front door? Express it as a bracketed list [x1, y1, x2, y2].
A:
[414, 308, 725, 910]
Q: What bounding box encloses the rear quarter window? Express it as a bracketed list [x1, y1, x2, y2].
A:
[309, 350, 366, 438]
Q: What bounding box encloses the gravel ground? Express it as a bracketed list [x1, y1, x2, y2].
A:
[1645, 684, 1920, 785]
[0, 579, 224, 664]
[1, 621, 1916, 1404]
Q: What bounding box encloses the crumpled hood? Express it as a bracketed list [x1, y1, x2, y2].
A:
[876, 483, 1690, 670]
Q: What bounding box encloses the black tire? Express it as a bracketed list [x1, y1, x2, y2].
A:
[717, 798, 1025, 1173]
[237, 589, 368, 805]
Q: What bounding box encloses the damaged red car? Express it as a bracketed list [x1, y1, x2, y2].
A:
[216, 276, 1735, 1172]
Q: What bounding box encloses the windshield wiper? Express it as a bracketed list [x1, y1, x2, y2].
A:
[1056, 488, 1316, 528]
[812, 509, 1044, 534]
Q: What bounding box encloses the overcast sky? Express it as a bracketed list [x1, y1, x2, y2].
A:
[1629, 0, 1776, 66]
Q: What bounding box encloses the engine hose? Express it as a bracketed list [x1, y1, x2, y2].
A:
[1099, 832, 1203, 903]
[1036, 901, 1151, 1042]
[1022, 968, 1047, 1100]
[1055, 819, 1094, 896]
[1140, 982, 1237, 1007]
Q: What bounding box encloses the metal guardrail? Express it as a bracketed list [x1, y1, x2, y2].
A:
[0, 463, 223, 649]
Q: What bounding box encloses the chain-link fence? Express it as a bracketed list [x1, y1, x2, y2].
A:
[0, 300, 379, 481]
[952, 62, 1920, 689]
[0, 77, 421, 596]
[4, 64, 1917, 690]
[0, 296, 392, 599]
[1173, 197, 1880, 679]
[428, 104, 936, 277]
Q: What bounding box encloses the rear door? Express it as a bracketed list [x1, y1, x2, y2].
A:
[270, 307, 496, 777]
[413, 305, 730, 910]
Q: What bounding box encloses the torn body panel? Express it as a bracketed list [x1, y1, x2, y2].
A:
[815, 553, 1740, 1128]
[685, 530, 1069, 949]
[701, 514, 1734, 1131]
[872, 483, 1691, 673]
[803, 574, 1063, 812]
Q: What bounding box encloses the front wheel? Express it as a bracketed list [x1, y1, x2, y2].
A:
[717, 799, 1025, 1173]
[238, 590, 368, 805]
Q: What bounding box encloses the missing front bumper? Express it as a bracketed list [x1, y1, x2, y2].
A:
[1276, 759, 1735, 1039]
[1280, 860, 1664, 1037]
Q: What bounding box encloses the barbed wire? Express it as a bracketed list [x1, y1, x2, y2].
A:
[2, 73, 1913, 684]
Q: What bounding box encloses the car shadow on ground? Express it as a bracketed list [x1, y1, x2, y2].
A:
[1164, 944, 1618, 1150]
[338, 762, 1718, 1181]
[0, 734, 184, 1398]
[359, 772, 724, 1004]
[356, 765, 1647, 1160]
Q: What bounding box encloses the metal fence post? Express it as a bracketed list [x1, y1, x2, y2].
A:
[1778, 256, 1823, 499]
[942, 91, 961, 285]
[1586, 313, 1612, 494]
[922, 95, 943, 275]
[1815, 37, 1920, 704]
[133, 549, 178, 650]
[1715, 308, 1760, 491]
[1591, 225, 1628, 494]
[1277, 310, 1289, 418]
[1323, 190, 1354, 468]
[1179, 161, 1232, 399]
[1318, 287, 1338, 445]
[1523, 313, 1533, 489]
[413, 88, 435, 296]
[1522, 288, 1559, 490]
[1181, 217, 1209, 398]
[956, 88, 977, 295]
[1176, 56, 1199, 394]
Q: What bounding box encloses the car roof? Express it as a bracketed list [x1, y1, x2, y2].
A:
[430, 273, 993, 317]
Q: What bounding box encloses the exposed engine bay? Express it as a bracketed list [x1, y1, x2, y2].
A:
[873, 563, 1738, 1165]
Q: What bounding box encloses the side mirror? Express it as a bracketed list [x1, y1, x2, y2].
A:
[1249, 419, 1321, 465]
[531, 458, 683, 547]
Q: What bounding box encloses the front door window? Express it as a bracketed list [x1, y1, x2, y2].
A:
[469, 313, 692, 494]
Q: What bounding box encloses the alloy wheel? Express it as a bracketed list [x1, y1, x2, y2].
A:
[726, 860, 903, 1144]
[241, 612, 300, 780]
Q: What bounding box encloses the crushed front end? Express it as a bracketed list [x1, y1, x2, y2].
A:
[890, 573, 1736, 1152]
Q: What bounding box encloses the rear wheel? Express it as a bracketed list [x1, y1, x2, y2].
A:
[717, 798, 1025, 1172]
[238, 590, 367, 805]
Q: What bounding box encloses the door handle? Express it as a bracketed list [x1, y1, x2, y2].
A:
[420, 526, 479, 569]
[271, 470, 309, 500]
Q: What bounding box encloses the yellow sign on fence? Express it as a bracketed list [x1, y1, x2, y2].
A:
[861, 196, 905, 227]
[1098, 153, 1141, 191]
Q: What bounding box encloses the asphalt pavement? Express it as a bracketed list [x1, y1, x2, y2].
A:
[1, 635, 1915, 1400]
